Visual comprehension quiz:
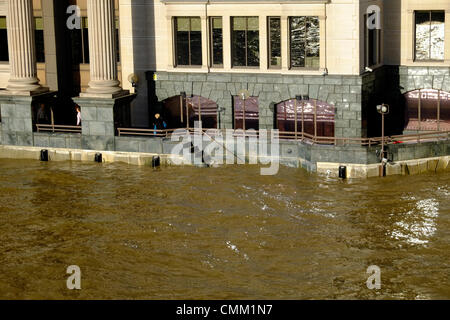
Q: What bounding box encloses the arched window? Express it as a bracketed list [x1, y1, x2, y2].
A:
[233, 96, 259, 130]
[276, 98, 335, 137]
[162, 95, 218, 129]
[404, 89, 450, 132]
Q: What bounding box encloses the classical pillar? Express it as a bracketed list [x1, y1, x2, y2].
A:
[82, 0, 127, 98]
[4, 0, 48, 95]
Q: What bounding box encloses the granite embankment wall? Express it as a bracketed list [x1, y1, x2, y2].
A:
[0, 128, 449, 178]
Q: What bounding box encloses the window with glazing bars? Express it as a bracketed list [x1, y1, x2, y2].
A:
[268, 17, 281, 69]
[415, 11, 445, 61]
[0, 17, 8, 62]
[289, 16, 320, 69]
[174, 17, 202, 66]
[232, 17, 260, 67]
[210, 17, 223, 67]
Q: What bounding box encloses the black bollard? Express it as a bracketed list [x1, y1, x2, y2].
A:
[95, 153, 103, 163]
[40, 150, 49, 162]
[338, 166, 347, 179]
[152, 156, 161, 168]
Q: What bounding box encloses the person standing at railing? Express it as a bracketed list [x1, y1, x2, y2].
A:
[75, 105, 81, 126]
[37, 103, 49, 124]
[153, 113, 167, 135]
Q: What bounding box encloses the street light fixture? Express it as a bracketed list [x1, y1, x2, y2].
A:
[376, 103, 389, 162]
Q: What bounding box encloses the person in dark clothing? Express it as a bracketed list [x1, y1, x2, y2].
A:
[36, 103, 49, 124]
[153, 113, 167, 135]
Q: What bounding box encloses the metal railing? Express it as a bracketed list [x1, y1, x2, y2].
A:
[117, 127, 450, 147]
[36, 124, 82, 133]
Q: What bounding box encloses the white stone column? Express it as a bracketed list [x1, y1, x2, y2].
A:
[5, 0, 47, 95]
[83, 0, 127, 98]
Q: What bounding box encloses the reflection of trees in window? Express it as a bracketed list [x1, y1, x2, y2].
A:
[268, 17, 281, 68]
[35, 17, 45, 63]
[210, 17, 223, 66]
[415, 11, 445, 61]
[175, 17, 202, 66]
[232, 17, 259, 67]
[290, 16, 320, 69]
[0, 17, 8, 62]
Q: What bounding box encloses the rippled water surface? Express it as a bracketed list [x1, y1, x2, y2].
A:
[0, 159, 449, 299]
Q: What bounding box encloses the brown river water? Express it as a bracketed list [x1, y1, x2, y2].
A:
[0, 159, 449, 300]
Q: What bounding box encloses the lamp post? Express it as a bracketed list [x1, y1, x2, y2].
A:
[180, 91, 186, 125]
[376, 103, 390, 162]
[295, 95, 302, 140]
[237, 89, 250, 132]
[217, 107, 225, 130]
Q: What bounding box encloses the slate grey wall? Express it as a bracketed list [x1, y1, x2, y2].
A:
[154, 72, 364, 138]
[0, 92, 55, 147]
[399, 66, 450, 94]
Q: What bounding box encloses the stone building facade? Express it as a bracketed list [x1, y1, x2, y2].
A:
[0, 0, 449, 153]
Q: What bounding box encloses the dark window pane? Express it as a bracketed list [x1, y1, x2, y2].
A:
[232, 17, 259, 67]
[211, 17, 223, 66]
[269, 17, 281, 67]
[0, 17, 8, 62]
[83, 28, 89, 63]
[247, 17, 259, 66]
[190, 30, 202, 65]
[247, 30, 260, 66]
[71, 29, 82, 64]
[35, 18, 45, 63]
[175, 17, 202, 66]
[115, 22, 120, 63]
[176, 30, 189, 65]
[232, 17, 247, 66]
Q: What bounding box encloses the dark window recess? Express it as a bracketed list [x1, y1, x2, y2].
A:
[0, 17, 8, 62]
[210, 17, 223, 66]
[290, 16, 320, 69]
[268, 17, 281, 68]
[35, 17, 45, 63]
[232, 17, 259, 67]
[415, 11, 445, 61]
[276, 99, 335, 138]
[115, 17, 120, 63]
[233, 96, 259, 130]
[364, 13, 381, 67]
[71, 17, 89, 64]
[175, 17, 202, 66]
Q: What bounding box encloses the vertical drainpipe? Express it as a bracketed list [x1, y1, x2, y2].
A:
[206, 1, 210, 73]
[324, 3, 328, 74]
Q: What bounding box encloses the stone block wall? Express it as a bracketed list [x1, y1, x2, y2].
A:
[399, 66, 450, 94]
[34, 132, 82, 149]
[0, 92, 56, 147]
[154, 72, 364, 138]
